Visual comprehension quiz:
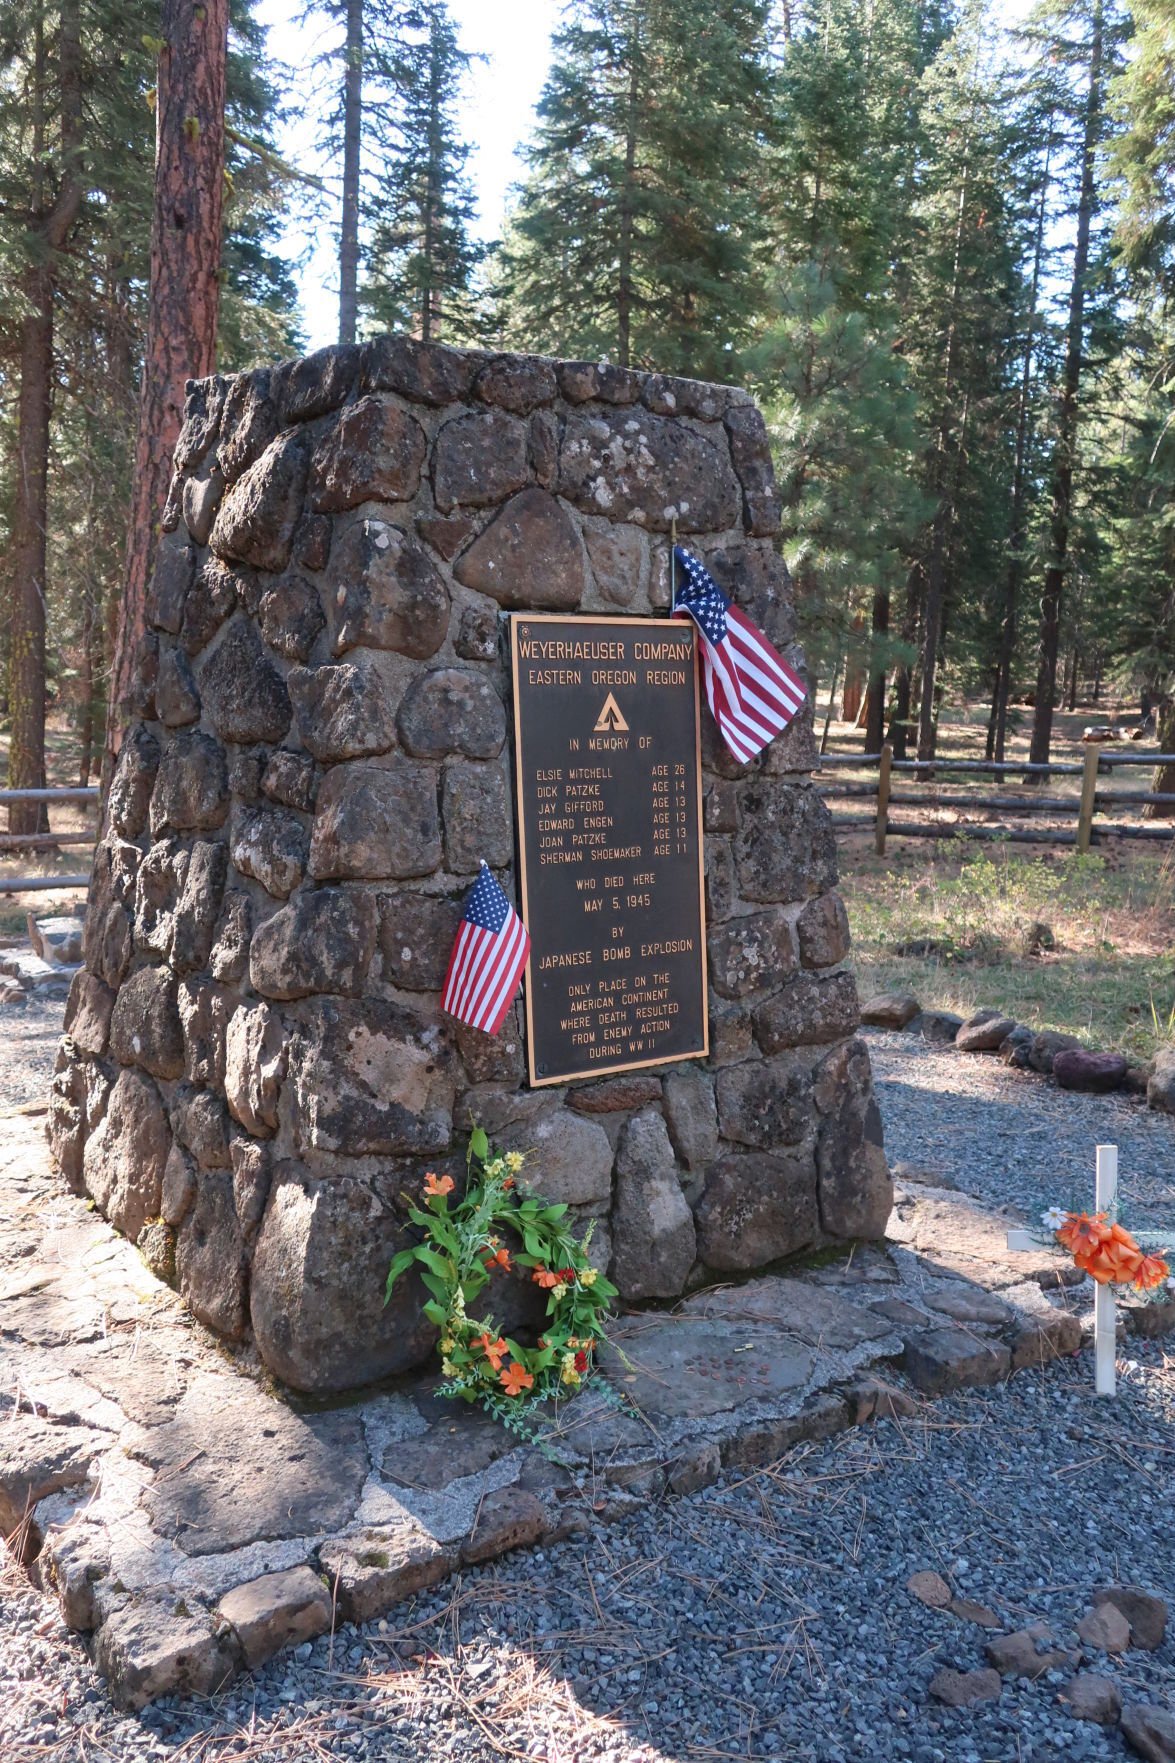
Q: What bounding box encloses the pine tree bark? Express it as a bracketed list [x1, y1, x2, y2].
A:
[7, 0, 83, 838]
[1145, 701, 1175, 819]
[339, 0, 363, 346]
[991, 135, 1052, 762]
[106, 0, 228, 771]
[1028, 2, 1103, 771]
[865, 585, 889, 756]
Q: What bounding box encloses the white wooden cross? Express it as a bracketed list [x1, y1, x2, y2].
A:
[1007, 1142, 1117, 1397]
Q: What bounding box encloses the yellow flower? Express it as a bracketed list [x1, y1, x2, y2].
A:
[484, 1157, 506, 1178]
[439, 1337, 455, 1354]
[560, 1357, 581, 1387]
[551, 1284, 567, 1304]
[580, 1267, 598, 1287]
[505, 1152, 525, 1173]
[441, 1358, 458, 1378]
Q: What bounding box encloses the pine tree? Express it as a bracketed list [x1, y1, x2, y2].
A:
[363, 2, 483, 341]
[500, 0, 778, 379]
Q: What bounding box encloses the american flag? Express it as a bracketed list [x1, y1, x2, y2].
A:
[671, 546, 806, 764]
[440, 863, 530, 1036]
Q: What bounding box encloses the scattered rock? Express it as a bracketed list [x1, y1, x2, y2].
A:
[860, 992, 921, 1029]
[1146, 1050, 1175, 1116]
[911, 1009, 964, 1044]
[907, 1569, 952, 1609]
[1027, 1029, 1084, 1075]
[1061, 1672, 1123, 1724]
[1121, 1703, 1175, 1763]
[928, 1666, 1001, 1707]
[956, 1009, 1018, 1052]
[949, 1598, 1001, 1629]
[900, 1327, 1011, 1395]
[985, 1630, 1077, 1679]
[1093, 1585, 1168, 1651]
[1078, 1602, 1132, 1653]
[1053, 1048, 1127, 1093]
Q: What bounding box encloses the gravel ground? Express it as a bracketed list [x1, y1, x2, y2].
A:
[3, 1016, 1174, 1761]
[3, 1347, 1174, 1763]
[869, 1028, 1175, 1231]
[0, 996, 66, 1111]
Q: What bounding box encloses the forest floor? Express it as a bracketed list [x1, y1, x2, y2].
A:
[821, 699, 1175, 1066]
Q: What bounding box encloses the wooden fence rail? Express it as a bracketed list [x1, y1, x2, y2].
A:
[816, 744, 1175, 854]
[0, 785, 99, 896]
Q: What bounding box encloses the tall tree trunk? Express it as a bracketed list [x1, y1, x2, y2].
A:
[1028, 2, 1103, 771]
[339, 0, 363, 346]
[616, 18, 641, 368]
[7, 0, 82, 838]
[865, 585, 889, 755]
[992, 133, 1053, 762]
[420, 21, 441, 342]
[887, 560, 923, 761]
[106, 0, 228, 774]
[916, 169, 969, 768]
[1145, 701, 1175, 820]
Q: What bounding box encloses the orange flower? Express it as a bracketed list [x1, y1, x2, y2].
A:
[423, 1173, 455, 1198]
[471, 1331, 508, 1369]
[1056, 1212, 1111, 1256]
[481, 1245, 511, 1271]
[1080, 1226, 1144, 1285]
[499, 1362, 534, 1398]
[1134, 1252, 1170, 1291]
[532, 1268, 559, 1289]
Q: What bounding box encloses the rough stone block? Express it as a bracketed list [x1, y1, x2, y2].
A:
[176, 1168, 248, 1339]
[262, 748, 318, 813]
[734, 781, 838, 902]
[442, 759, 513, 872]
[108, 725, 160, 838]
[310, 759, 441, 881]
[610, 1110, 695, 1299]
[693, 1147, 820, 1272]
[814, 1037, 892, 1239]
[462, 1486, 550, 1564]
[271, 342, 359, 424]
[156, 643, 201, 726]
[359, 333, 480, 405]
[287, 997, 454, 1156]
[251, 1167, 439, 1392]
[210, 431, 308, 573]
[754, 971, 860, 1052]
[92, 1598, 238, 1711]
[217, 1565, 331, 1670]
[249, 886, 377, 1000]
[558, 407, 739, 532]
[216, 369, 279, 482]
[796, 892, 852, 969]
[474, 354, 557, 413]
[149, 731, 229, 835]
[330, 517, 449, 659]
[148, 533, 196, 633]
[433, 408, 530, 510]
[708, 909, 798, 999]
[900, 1327, 1011, 1394]
[377, 890, 461, 990]
[500, 1108, 614, 1207]
[230, 804, 309, 899]
[453, 486, 588, 608]
[717, 1054, 813, 1149]
[178, 976, 231, 1086]
[109, 964, 185, 1080]
[224, 1001, 286, 1137]
[196, 618, 292, 744]
[209, 890, 252, 984]
[63, 971, 115, 1057]
[399, 667, 506, 759]
[82, 1068, 171, 1244]
[288, 657, 400, 762]
[662, 1067, 719, 1171]
[318, 1523, 454, 1622]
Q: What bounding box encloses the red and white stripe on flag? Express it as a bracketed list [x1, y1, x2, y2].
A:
[440, 864, 530, 1036]
[698, 603, 807, 764]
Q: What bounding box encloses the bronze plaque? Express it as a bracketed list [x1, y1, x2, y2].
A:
[511, 614, 708, 1086]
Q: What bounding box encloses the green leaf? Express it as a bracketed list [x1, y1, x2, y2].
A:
[423, 1299, 447, 1326]
[413, 1245, 454, 1279]
[538, 1204, 568, 1222]
[469, 1126, 490, 1163]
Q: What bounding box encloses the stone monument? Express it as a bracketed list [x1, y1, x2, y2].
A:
[48, 336, 891, 1393]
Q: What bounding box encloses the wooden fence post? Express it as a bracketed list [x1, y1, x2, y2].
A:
[1076, 743, 1101, 853]
[875, 743, 893, 856]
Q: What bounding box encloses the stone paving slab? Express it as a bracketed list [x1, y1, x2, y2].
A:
[0, 1109, 1134, 1711]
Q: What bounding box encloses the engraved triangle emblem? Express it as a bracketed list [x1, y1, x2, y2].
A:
[593, 692, 630, 733]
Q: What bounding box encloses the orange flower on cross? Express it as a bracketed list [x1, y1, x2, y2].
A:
[1055, 1212, 1111, 1256]
[499, 1362, 534, 1398]
[532, 1268, 559, 1289]
[423, 1173, 454, 1198]
[1134, 1251, 1170, 1291]
[471, 1332, 508, 1370]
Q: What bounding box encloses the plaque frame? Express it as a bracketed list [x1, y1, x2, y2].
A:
[510, 613, 709, 1087]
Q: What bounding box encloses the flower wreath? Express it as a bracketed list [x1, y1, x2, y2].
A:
[384, 1124, 618, 1424]
[1035, 1205, 1173, 1299]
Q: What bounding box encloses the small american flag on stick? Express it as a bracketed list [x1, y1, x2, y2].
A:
[671, 545, 806, 763]
[440, 862, 530, 1035]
